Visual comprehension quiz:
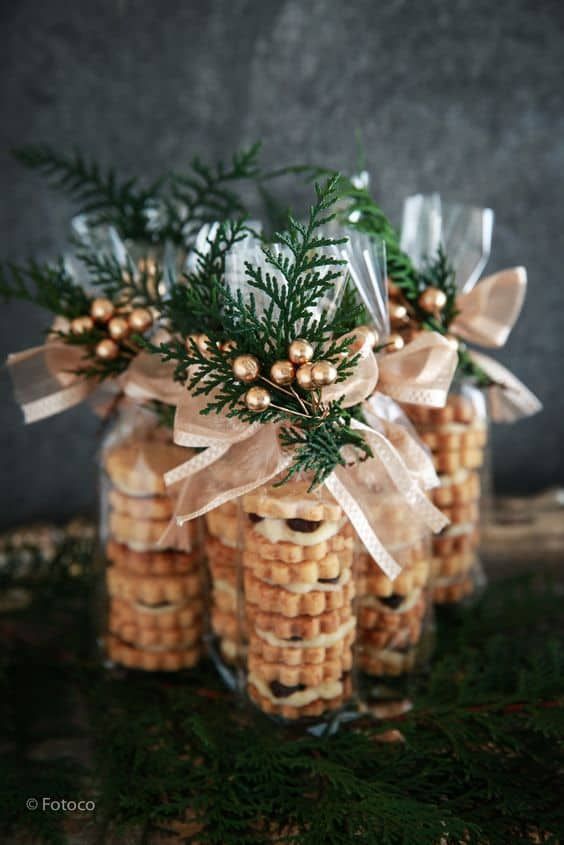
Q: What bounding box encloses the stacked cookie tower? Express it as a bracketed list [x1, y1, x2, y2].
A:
[241, 479, 356, 721]
[403, 390, 487, 604]
[356, 498, 432, 679]
[102, 424, 204, 671]
[204, 501, 246, 668]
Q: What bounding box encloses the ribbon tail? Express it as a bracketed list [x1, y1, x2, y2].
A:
[352, 420, 449, 533]
[470, 351, 542, 422]
[324, 471, 402, 581]
[164, 443, 231, 487]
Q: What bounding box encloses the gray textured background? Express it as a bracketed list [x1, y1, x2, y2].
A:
[1, 0, 563, 528]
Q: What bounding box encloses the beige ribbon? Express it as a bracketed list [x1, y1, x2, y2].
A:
[163, 333, 456, 579]
[377, 333, 458, 407]
[7, 324, 181, 423]
[448, 267, 542, 421]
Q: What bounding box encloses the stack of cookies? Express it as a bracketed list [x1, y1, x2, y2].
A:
[241, 480, 356, 721]
[356, 498, 432, 679]
[101, 425, 204, 671]
[403, 391, 487, 604]
[204, 501, 246, 667]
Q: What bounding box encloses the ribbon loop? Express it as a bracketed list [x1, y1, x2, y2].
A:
[378, 333, 458, 407]
[452, 267, 527, 348]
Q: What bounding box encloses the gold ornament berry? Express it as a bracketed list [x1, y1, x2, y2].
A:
[311, 360, 338, 387]
[195, 334, 213, 355]
[245, 386, 271, 412]
[221, 339, 237, 354]
[350, 325, 379, 353]
[95, 338, 120, 360]
[295, 363, 315, 391]
[107, 316, 130, 341]
[288, 338, 314, 366]
[232, 354, 260, 383]
[128, 308, 153, 333]
[270, 360, 295, 386]
[389, 303, 409, 326]
[387, 279, 401, 299]
[90, 298, 114, 323]
[70, 316, 94, 335]
[418, 287, 447, 313]
[385, 333, 405, 353]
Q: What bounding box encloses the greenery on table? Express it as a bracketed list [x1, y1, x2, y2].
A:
[0, 525, 562, 844]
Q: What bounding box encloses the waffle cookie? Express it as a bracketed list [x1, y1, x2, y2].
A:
[242, 479, 355, 720]
[103, 429, 189, 497]
[106, 634, 201, 671]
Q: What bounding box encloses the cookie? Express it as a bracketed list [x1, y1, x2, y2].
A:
[247, 673, 352, 720]
[108, 488, 174, 520]
[248, 604, 353, 641]
[109, 618, 202, 649]
[106, 540, 199, 576]
[248, 621, 355, 666]
[248, 651, 352, 687]
[109, 511, 198, 553]
[107, 634, 200, 671]
[440, 501, 480, 525]
[205, 509, 240, 547]
[244, 523, 354, 563]
[357, 589, 426, 632]
[107, 566, 202, 605]
[205, 536, 238, 570]
[243, 547, 353, 587]
[104, 431, 189, 497]
[358, 646, 417, 676]
[432, 447, 485, 474]
[430, 551, 477, 579]
[244, 569, 355, 617]
[110, 596, 203, 630]
[433, 525, 479, 556]
[433, 574, 475, 604]
[220, 638, 247, 663]
[358, 620, 423, 649]
[431, 470, 480, 507]
[211, 608, 248, 640]
[418, 424, 487, 452]
[243, 479, 342, 522]
[357, 556, 430, 597]
[404, 395, 479, 426]
[212, 578, 239, 613]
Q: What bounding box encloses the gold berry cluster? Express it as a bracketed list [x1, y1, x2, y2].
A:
[70, 298, 154, 361]
[229, 338, 340, 413]
[388, 280, 455, 350]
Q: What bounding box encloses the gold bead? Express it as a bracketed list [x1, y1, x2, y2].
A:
[350, 325, 379, 353]
[387, 279, 401, 299]
[90, 298, 114, 323]
[288, 338, 314, 365]
[418, 287, 447, 313]
[311, 360, 338, 387]
[95, 338, 120, 360]
[128, 308, 153, 333]
[385, 333, 405, 353]
[389, 303, 409, 326]
[70, 316, 94, 335]
[195, 334, 212, 355]
[107, 316, 130, 341]
[270, 360, 295, 386]
[221, 339, 237, 354]
[244, 386, 271, 412]
[232, 354, 260, 383]
[295, 363, 315, 391]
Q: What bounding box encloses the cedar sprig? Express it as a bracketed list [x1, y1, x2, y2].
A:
[13, 144, 161, 242]
[74, 246, 164, 310]
[160, 143, 263, 245]
[0, 257, 90, 319]
[153, 177, 371, 486]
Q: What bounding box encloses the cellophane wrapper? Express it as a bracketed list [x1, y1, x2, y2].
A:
[402, 379, 489, 606]
[96, 401, 205, 672]
[353, 459, 434, 708]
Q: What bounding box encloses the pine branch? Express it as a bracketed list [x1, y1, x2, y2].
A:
[0, 258, 90, 319]
[13, 144, 160, 241]
[74, 246, 164, 310]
